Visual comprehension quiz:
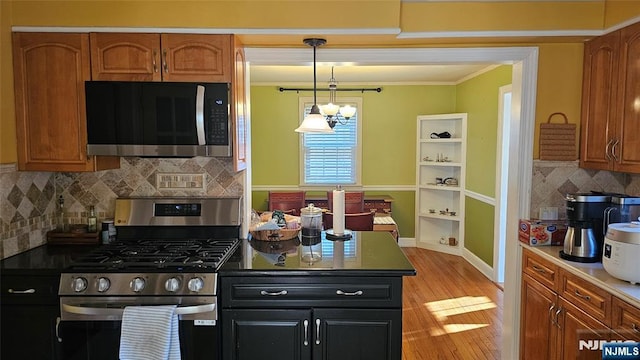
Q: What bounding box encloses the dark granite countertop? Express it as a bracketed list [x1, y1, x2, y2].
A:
[0, 244, 99, 275]
[220, 231, 416, 277]
[0, 232, 416, 277]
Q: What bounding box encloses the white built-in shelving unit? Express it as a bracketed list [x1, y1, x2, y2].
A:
[415, 113, 467, 256]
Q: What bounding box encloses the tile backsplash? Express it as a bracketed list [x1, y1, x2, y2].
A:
[3, 158, 640, 259]
[0, 157, 245, 259]
[530, 160, 640, 219]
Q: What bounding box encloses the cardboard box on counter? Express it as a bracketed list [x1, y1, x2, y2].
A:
[519, 219, 567, 246]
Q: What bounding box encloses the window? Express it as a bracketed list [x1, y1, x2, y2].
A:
[299, 97, 362, 186]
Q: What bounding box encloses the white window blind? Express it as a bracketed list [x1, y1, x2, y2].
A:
[301, 102, 359, 185]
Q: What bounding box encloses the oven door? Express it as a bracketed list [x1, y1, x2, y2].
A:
[58, 296, 220, 360]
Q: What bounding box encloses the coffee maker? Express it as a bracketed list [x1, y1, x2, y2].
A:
[560, 192, 611, 263]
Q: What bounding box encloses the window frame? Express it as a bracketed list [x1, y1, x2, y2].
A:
[298, 96, 363, 188]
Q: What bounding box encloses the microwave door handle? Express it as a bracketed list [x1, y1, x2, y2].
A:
[195, 85, 206, 145]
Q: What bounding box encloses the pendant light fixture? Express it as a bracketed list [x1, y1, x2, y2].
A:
[295, 38, 334, 134]
[320, 67, 357, 128]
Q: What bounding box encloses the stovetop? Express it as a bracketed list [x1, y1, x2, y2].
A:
[66, 238, 240, 272]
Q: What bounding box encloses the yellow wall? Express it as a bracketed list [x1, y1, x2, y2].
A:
[2, 1, 639, 164]
[1, 0, 17, 163]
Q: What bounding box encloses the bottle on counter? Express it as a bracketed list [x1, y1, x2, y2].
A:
[56, 195, 66, 232]
[87, 206, 97, 233]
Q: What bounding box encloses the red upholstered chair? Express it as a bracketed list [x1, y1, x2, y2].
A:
[268, 191, 306, 216]
[326, 191, 365, 214]
[322, 211, 375, 231]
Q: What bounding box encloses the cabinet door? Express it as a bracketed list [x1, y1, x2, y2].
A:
[557, 298, 610, 360]
[232, 38, 247, 172]
[313, 308, 401, 360]
[222, 309, 311, 360]
[12, 32, 120, 172]
[520, 274, 558, 360]
[89, 33, 161, 81]
[161, 34, 231, 82]
[579, 30, 620, 171]
[1, 304, 59, 360]
[614, 21, 640, 173]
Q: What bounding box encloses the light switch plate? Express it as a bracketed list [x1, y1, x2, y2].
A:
[539, 207, 559, 220]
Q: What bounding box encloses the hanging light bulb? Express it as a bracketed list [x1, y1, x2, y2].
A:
[295, 38, 334, 134]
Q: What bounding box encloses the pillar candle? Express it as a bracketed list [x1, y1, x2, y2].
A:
[332, 189, 345, 235]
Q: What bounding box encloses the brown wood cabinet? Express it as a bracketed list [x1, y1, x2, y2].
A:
[519, 249, 635, 360]
[12, 33, 119, 172]
[580, 21, 640, 173]
[520, 273, 558, 360]
[89, 33, 232, 82]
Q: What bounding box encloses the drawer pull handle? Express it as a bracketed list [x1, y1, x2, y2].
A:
[574, 289, 591, 301]
[336, 290, 363, 296]
[8, 288, 36, 294]
[549, 304, 556, 326]
[531, 265, 546, 274]
[632, 323, 639, 334]
[303, 320, 309, 346]
[260, 290, 288, 296]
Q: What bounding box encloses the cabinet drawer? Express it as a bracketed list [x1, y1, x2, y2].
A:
[559, 269, 611, 325]
[612, 297, 640, 341]
[1, 275, 60, 304]
[522, 249, 558, 290]
[221, 277, 402, 308]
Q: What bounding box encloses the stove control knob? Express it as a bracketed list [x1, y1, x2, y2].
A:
[187, 277, 204, 292]
[97, 277, 111, 293]
[130, 277, 146, 293]
[165, 277, 181, 293]
[72, 277, 88, 293]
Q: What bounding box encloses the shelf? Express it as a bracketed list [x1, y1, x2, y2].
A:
[418, 184, 461, 191]
[419, 138, 463, 143]
[416, 113, 467, 256]
[419, 161, 462, 167]
[418, 213, 461, 221]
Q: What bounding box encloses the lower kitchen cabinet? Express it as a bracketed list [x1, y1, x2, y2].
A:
[520, 248, 640, 360]
[1, 274, 62, 360]
[222, 308, 400, 360]
[220, 276, 404, 360]
[520, 274, 558, 360]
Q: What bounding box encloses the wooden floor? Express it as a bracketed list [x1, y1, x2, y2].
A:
[401, 247, 504, 360]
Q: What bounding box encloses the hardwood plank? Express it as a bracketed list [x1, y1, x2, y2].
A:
[402, 247, 503, 360]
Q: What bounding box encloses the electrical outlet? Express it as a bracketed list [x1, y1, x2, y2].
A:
[539, 207, 558, 220]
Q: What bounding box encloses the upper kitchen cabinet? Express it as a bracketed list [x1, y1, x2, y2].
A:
[89, 33, 232, 82]
[12, 33, 119, 172]
[580, 21, 640, 173]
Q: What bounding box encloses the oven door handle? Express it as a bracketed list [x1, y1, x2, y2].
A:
[61, 303, 216, 317]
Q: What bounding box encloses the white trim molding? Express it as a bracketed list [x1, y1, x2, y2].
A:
[462, 247, 495, 281]
[465, 190, 496, 206]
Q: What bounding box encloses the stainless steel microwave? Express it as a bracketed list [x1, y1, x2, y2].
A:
[85, 81, 231, 157]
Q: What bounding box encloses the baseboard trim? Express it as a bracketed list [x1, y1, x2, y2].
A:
[398, 237, 416, 247]
[462, 247, 494, 282]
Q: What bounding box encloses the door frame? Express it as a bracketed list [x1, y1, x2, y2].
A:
[245, 46, 537, 359]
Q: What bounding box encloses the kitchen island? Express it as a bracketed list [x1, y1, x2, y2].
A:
[219, 230, 416, 360]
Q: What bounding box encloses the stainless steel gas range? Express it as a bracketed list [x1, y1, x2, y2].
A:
[57, 197, 241, 360]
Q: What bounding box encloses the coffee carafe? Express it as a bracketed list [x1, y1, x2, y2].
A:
[560, 192, 611, 263]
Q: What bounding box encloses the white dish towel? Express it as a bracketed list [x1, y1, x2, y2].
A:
[119, 305, 181, 360]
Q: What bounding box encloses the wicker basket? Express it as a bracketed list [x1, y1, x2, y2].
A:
[250, 226, 301, 241]
[539, 112, 577, 161]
